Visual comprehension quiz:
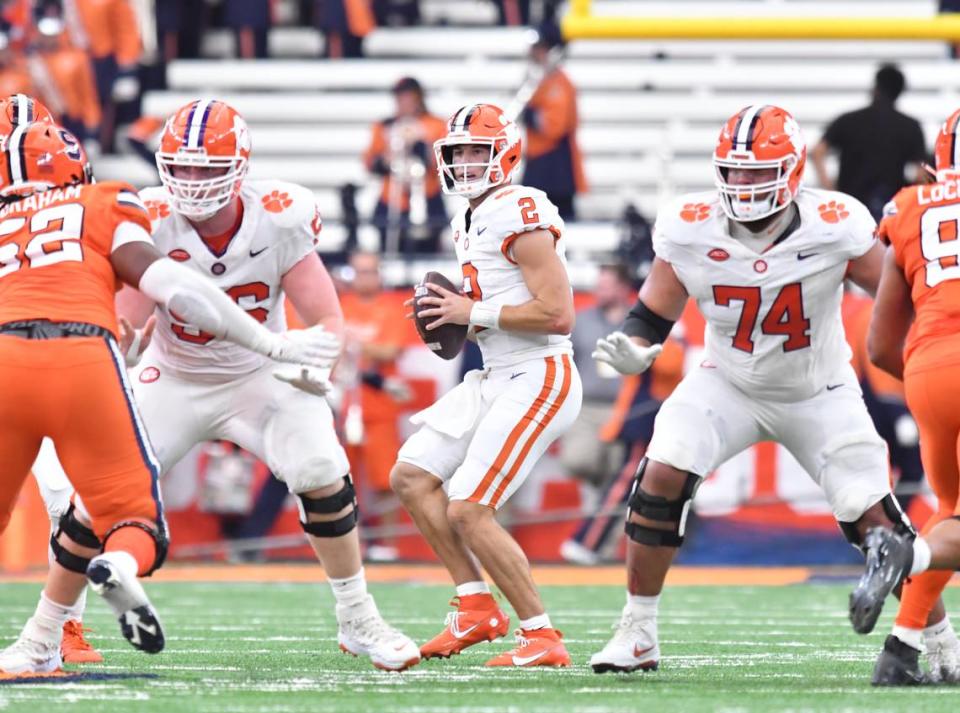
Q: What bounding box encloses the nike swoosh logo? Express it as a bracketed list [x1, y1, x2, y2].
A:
[477, 227, 487, 235]
[450, 620, 480, 639]
[512, 650, 550, 666]
[634, 645, 655, 658]
[249, 247, 268, 257]
[510, 372, 526, 380]
[797, 251, 819, 260]
[826, 384, 843, 391]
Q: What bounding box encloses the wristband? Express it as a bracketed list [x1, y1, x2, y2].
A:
[469, 302, 502, 330]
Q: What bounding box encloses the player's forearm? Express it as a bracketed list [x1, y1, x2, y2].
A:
[497, 296, 574, 335]
[138, 258, 280, 357]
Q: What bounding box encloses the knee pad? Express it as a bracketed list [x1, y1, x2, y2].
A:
[623, 458, 701, 548]
[298, 475, 358, 538]
[838, 493, 916, 550]
[101, 520, 169, 576]
[50, 503, 102, 574]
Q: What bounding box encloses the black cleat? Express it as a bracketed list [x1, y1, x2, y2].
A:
[87, 554, 165, 654]
[872, 635, 927, 686]
[849, 527, 914, 635]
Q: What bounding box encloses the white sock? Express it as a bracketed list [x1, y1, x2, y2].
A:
[911, 537, 932, 575]
[455, 581, 490, 597]
[924, 616, 958, 646]
[65, 587, 88, 622]
[34, 592, 73, 636]
[519, 613, 552, 631]
[891, 624, 924, 651]
[329, 568, 369, 608]
[627, 592, 660, 619]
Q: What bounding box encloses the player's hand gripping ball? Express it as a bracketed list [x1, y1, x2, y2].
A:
[412, 271, 469, 360]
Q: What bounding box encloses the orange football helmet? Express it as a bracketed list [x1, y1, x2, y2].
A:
[0, 94, 54, 133]
[434, 104, 521, 198]
[0, 123, 91, 197]
[713, 104, 806, 221]
[155, 99, 250, 219]
[933, 108, 960, 181]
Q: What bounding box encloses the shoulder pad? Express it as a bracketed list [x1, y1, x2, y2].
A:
[248, 180, 315, 229]
[480, 184, 562, 241]
[138, 185, 174, 224]
[654, 192, 720, 247]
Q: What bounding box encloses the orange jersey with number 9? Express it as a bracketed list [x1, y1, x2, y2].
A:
[0, 181, 152, 337]
[878, 179, 960, 370]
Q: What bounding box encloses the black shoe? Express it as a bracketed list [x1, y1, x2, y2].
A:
[872, 635, 927, 686]
[849, 527, 914, 635]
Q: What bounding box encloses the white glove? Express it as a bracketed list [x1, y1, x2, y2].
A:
[266, 326, 341, 370]
[272, 364, 333, 397]
[592, 331, 663, 375]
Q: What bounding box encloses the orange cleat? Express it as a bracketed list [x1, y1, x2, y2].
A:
[60, 621, 103, 665]
[485, 627, 571, 668]
[419, 593, 510, 659]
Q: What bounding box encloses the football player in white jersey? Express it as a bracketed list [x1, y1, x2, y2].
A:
[588, 105, 957, 674]
[390, 104, 582, 667]
[2, 100, 420, 674]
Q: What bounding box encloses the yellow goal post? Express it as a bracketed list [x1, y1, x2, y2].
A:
[562, 0, 960, 41]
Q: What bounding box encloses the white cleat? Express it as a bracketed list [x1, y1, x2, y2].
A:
[590, 605, 660, 674]
[926, 635, 960, 683]
[86, 552, 164, 654]
[560, 540, 600, 566]
[0, 619, 62, 674]
[337, 595, 421, 671]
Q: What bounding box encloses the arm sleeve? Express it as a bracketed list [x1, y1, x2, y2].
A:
[138, 258, 278, 357]
[496, 190, 563, 264]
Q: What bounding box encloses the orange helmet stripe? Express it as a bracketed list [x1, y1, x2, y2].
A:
[449, 104, 479, 132]
[6, 123, 27, 184]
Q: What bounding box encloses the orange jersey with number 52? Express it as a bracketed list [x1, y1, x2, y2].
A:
[878, 179, 960, 370]
[0, 181, 152, 337]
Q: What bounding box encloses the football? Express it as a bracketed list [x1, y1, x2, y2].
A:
[413, 271, 469, 360]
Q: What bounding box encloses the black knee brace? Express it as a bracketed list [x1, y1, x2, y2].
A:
[50, 503, 102, 574]
[298, 475, 358, 538]
[101, 520, 169, 576]
[839, 493, 916, 551]
[624, 458, 701, 547]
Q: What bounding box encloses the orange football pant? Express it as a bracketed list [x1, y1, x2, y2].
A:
[896, 364, 960, 629]
[0, 336, 163, 573]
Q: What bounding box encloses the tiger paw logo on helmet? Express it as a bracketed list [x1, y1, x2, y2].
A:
[818, 201, 849, 223]
[262, 190, 292, 213]
[680, 202, 711, 222]
[144, 200, 170, 221]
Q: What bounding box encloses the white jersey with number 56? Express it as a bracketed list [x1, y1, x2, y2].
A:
[449, 184, 572, 369]
[653, 187, 876, 401]
[139, 179, 323, 379]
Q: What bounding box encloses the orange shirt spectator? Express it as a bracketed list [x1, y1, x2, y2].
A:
[32, 33, 101, 144]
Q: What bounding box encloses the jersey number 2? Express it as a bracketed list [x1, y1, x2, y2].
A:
[712, 283, 811, 353]
[0, 203, 84, 278]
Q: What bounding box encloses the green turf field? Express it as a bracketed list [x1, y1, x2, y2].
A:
[0, 580, 957, 712]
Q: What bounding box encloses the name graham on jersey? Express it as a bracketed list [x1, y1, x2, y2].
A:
[0, 184, 83, 217]
[918, 179, 960, 206]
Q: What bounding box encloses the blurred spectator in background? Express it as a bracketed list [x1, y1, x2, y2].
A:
[363, 76, 447, 254]
[0, 28, 35, 96]
[316, 0, 375, 58]
[339, 251, 414, 560]
[558, 264, 634, 492]
[67, 0, 142, 152]
[155, 0, 207, 61]
[811, 64, 926, 221]
[372, 0, 420, 27]
[846, 294, 925, 510]
[561, 314, 687, 565]
[30, 2, 101, 153]
[224, 0, 271, 59]
[491, 0, 530, 25]
[520, 23, 587, 220]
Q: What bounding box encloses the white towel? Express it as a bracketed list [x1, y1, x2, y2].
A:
[410, 369, 485, 438]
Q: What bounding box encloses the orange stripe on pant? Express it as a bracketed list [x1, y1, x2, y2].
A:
[468, 357, 558, 505]
[488, 355, 573, 508]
